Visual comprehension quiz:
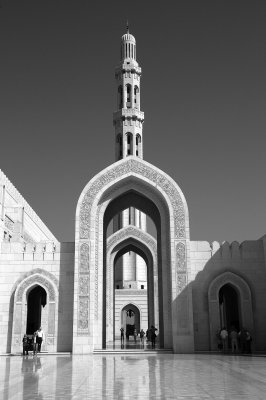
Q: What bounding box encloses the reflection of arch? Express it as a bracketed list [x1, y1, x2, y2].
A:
[75, 156, 192, 353]
[11, 269, 59, 353]
[106, 226, 158, 342]
[208, 272, 254, 351]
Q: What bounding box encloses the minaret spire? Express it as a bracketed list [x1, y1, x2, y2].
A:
[113, 28, 145, 160]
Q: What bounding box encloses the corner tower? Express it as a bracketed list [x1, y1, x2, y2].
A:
[113, 27, 144, 160]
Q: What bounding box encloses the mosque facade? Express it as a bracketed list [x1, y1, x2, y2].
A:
[0, 30, 266, 354]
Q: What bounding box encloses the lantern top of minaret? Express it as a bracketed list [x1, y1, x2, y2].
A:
[121, 22, 136, 44]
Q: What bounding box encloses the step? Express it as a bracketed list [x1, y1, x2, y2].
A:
[93, 349, 173, 355]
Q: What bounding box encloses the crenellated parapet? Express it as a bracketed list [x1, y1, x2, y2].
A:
[190, 239, 264, 261]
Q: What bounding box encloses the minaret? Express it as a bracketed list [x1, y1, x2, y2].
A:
[113, 26, 144, 160]
[113, 27, 147, 290]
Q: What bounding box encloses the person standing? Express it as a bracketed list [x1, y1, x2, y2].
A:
[230, 327, 239, 353]
[140, 329, 145, 344]
[32, 332, 37, 355]
[36, 327, 45, 352]
[220, 327, 228, 353]
[133, 328, 137, 343]
[22, 334, 29, 355]
[150, 325, 158, 349]
[120, 327, 125, 344]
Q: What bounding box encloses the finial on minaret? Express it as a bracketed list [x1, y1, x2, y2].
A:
[126, 20, 129, 33]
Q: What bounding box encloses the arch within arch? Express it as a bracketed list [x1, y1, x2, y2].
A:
[208, 272, 254, 351]
[74, 157, 193, 353]
[11, 271, 59, 353]
[106, 226, 158, 345]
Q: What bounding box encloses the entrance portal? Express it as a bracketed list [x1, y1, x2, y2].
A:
[26, 285, 47, 334]
[219, 284, 240, 330]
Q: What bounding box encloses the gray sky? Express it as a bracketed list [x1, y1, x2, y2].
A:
[0, 0, 265, 243]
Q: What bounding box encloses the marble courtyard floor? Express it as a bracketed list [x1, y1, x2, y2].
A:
[1, 353, 266, 399]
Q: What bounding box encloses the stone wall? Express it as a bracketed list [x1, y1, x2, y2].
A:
[190, 239, 266, 351]
[0, 241, 74, 353]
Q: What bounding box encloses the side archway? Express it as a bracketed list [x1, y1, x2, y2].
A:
[208, 271, 254, 351]
[11, 269, 59, 353]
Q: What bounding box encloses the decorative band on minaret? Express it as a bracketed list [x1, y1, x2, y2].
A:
[113, 29, 144, 160]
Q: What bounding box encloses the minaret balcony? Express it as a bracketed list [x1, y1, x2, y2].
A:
[113, 109, 144, 123]
[115, 64, 142, 77]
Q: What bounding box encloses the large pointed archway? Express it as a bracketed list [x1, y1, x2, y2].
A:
[74, 157, 193, 353]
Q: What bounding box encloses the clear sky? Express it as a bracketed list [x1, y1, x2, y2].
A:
[0, 0, 265, 243]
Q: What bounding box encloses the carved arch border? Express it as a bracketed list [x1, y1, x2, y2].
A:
[13, 268, 59, 302]
[208, 271, 254, 351]
[78, 157, 189, 240]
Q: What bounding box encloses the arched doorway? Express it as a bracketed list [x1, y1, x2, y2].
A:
[208, 271, 254, 351]
[121, 304, 140, 339]
[11, 269, 59, 353]
[74, 157, 193, 353]
[26, 285, 47, 334]
[219, 284, 240, 331]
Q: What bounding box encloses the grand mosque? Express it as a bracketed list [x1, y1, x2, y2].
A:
[0, 29, 266, 355]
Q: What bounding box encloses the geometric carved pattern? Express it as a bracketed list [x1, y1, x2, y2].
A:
[78, 298, 89, 330]
[16, 274, 56, 302]
[80, 243, 90, 272]
[209, 271, 251, 302]
[80, 158, 186, 239]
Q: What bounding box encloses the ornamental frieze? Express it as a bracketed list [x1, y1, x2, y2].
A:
[80, 159, 186, 239]
[176, 274, 187, 294]
[79, 276, 89, 296]
[78, 298, 89, 330]
[176, 242, 186, 272]
[80, 243, 90, 272]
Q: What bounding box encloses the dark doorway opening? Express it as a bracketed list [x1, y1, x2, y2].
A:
[121, 304, 140, 340]
[26, 286, 47, 334]
[219, 284, 240, 331]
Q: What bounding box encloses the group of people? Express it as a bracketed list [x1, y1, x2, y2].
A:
[120, 325, 158, 348]
[22, 327, 45, 356]
[217, 327, 252, 353]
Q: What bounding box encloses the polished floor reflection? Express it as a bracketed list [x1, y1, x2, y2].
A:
[1, 354, 266, 399]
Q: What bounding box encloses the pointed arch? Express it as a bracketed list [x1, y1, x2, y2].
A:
[208, 271, 254, 351]
[74, 157, 193, 353]
[11, 269, 59, 353]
